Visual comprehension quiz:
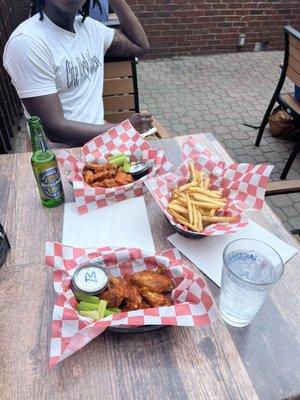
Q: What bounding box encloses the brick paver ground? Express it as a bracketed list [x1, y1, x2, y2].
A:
[137, 51, 300, 232]
[16, 51, 299, 231]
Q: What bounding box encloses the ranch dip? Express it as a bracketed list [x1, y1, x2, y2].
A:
[73, 264, 108, 295]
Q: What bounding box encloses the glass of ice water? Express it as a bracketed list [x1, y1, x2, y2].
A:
[219, 239, 283, 327]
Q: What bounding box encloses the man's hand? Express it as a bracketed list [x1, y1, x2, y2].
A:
[129, 111, 153, 134]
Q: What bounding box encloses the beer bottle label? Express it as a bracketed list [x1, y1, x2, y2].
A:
[39, 167, 63, 200]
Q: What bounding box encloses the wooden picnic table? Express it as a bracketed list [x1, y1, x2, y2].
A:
[0, 133, 299, 400]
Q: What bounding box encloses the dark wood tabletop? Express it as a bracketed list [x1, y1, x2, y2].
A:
[0, 133, 299, 400]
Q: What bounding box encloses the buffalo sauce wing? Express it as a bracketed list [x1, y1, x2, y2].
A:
[129, 270, 175, 293]
[82, 163, 133, 188]
[99, 266, 175, 311]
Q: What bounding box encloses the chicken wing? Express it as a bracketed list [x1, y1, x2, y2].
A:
[100, 275, 143, 311]
[156, 265, 167, 275]
[129, 270, 175, 293]
[87, 163, 118, 173]
[123, 283, 143, 311]
[85, 163, 105, 173]
[90, 170, 116, 184]
[115, 172, 133, 186]
[99, 276, 125, 308]
[139, 288, 172, 307]
[99, 287, 124, 308]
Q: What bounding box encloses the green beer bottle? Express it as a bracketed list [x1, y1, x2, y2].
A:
[29, 116, 65, 207]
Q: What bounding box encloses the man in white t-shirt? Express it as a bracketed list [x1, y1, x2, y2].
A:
[3, 0, 152, 148]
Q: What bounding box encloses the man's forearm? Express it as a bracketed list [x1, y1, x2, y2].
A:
[22, 94, 116, 147]
[109, 0, 149, 51]
[45, 119, 115, 146]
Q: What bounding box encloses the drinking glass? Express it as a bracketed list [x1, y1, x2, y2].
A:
[219, 238, 283, 327]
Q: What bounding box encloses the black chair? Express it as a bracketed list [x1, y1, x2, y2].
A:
[255, 26, 300, 179]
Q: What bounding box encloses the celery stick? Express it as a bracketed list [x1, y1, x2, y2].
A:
[78, 310, 99, 321]
[108, 153, 126, 160]
[108, 307, 121, 314]
[74, 292, 100, 304]
[110, 156, 126, 166]
[98, 300, 108, 319]
[123, 160, 131, 173]
[108, 153, 125, 161]
[77, 301, 98, 312]
[104, 307, 121, 317]
[104, 309, 115, 317]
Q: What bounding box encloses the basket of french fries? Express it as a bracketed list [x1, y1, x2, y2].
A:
[145, 137, 273, 237]
[57, 120, 173, 214]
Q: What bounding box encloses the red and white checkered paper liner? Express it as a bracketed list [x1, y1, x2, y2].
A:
[145, 137, 273, 236]
[45, 242, 217, 367]
[57, 120, 173, 214]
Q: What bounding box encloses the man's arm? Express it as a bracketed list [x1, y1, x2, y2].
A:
[22, 94, 153, 146]
[106, 0, 150, 58]
[22, 94, 115, 146]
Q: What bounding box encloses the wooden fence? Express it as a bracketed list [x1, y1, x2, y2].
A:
[0, 0, 22, 153]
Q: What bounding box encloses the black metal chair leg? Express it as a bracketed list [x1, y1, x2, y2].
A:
[280, 140, 300, 180]
[255, 96, 277, 146]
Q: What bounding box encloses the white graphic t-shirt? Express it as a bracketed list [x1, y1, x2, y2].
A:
[3, 13, 114, 126]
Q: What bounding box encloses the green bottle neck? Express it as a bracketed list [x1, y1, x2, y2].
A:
[29, 122, 51, 153]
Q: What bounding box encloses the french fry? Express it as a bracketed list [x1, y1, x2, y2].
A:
[186, 193, 193, 224]
[170, 199, 183, 206]
[210, 190, 223, 196]
[189, 193, 226, 204]
[203, 176, 210, 190]
[189, 162, 197, 181]
[190, 200, 223, 210]
[197, 210, 203, 231]
[209, 209, 216, 217]
[168, 209, 199, 231]
[192, 204, 198, 228]
[197, 208, 210, 216]
[178, 180, 198, 192]
[197, 172, 204, 189]
[168, 204, 188, 216]
[201, 215, 238, 223]
[177, 197, 188, 206]
[188, 187, 222, 199]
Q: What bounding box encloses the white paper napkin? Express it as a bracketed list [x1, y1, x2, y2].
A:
[168, 219, 298, 286]
[62, 196, 155, 253]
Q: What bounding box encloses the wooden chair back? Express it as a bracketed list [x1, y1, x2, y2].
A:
[103, 58, 139, 123]
[285, 26, 300, 86]
[266, 179, 300, 243]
